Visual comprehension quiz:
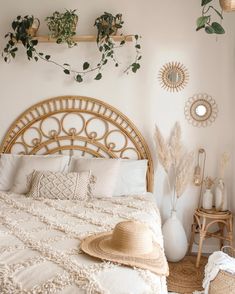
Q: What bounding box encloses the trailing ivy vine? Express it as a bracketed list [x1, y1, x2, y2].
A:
[196, 0, 225, 34]
[2, 12, 142, 83]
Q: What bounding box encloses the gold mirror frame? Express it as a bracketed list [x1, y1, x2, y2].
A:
[158, 61, 189, 92]
[184, 93, 218, 127]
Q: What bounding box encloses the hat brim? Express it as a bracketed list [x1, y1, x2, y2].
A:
[80, 231, 169, 276]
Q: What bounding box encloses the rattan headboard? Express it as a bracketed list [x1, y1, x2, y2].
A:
[0, 96, 154, 192]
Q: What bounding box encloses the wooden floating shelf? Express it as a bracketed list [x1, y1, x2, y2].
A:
[33, 35, 133, 43]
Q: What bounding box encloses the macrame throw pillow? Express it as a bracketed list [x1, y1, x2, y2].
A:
[27, 170, 94, 200]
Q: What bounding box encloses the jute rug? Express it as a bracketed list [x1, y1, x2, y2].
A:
[167, 255, 208, 294]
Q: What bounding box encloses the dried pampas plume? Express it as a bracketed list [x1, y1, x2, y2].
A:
[154, 125, 172, 173]
[169, 122, 182, 165]
[219, 152, 230, 179]
[175, 151, 194, 198]
[154, 122, 194, 210]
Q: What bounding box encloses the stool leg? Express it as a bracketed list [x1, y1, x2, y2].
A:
[196, 232, 204, 268]
[228, 216, 233, 247]
[196, 216, 206, 268]
[218, 223, 225, 249]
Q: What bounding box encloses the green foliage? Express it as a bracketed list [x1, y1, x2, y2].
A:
[92, 12, 142, 78]
[2, 15, 37, 62]
[196, 0, 225, 35]
[45, 9, 78, 48]
[94, 12, 123, 43]
[2, 12, 142, 83]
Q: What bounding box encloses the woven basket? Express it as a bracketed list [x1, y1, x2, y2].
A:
[209, 246, 235, 294]
[220, 0, 235, 11]
[209, 271, 235, 294]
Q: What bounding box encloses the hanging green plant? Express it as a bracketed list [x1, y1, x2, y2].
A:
[92, 12, 142, 77]
[45, 9, 78, 48]
[2, 12, 142, 83]
[2, 15, 43, 63]
[196, 0, 225, 34]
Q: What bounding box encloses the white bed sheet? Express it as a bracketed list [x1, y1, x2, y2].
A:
[0, 192, 168, 294]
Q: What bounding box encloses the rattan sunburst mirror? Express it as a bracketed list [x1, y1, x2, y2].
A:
[158, 61, 189, 92]
[184, 93, 218, 127]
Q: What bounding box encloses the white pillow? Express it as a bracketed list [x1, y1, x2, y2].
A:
[27, 170, 92, 200]
[113, 159, 148, 196]
[0, 154, 22, 191]
[70, 158, 120, 198]
[10, 155, 70, 194]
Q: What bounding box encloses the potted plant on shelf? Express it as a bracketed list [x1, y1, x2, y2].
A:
[154, 122, 194, 262]
[45, 9, 78, 48]
[90, 12, 142, 79]
[196, 0, 225, 34]
[2, 12, 142, 83]
[94, 12, 123, 43]
[2, 15, 41, 63]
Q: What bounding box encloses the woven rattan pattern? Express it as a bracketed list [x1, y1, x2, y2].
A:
[0, 96, 153, 192]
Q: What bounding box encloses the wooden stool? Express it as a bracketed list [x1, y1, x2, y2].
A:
[188, 209, 233, 268]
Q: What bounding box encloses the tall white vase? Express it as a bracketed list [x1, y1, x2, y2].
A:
[162, 210, 188, 262]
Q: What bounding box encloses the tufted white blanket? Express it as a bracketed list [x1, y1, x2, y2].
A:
[0, 192, 167, 294]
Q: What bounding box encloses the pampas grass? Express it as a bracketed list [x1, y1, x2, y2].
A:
[154, 125, 172, 173]
[154, 122, 194, 211]
[175, 151, 194, 198]
[219, 152, 230, 179]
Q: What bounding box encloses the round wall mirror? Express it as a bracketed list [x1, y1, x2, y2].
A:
[184, 93, 218, 127]
[158, 61, 189, 92]
[195, 105, 207, 116]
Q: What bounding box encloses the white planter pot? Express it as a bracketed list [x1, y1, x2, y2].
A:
[202, 189, 213, 210]
[215, 179, 228, 211]
[162, 210, 188, 262]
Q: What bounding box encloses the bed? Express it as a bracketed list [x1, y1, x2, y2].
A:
[0, 96, 168, 294]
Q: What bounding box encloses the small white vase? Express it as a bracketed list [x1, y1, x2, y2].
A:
[202, 189, 213, 210]
[215, 179, 228, 211]
[162, 210, 188, 262]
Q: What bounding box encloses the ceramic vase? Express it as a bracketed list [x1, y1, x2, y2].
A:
[162, 210, 188, 262]
[202, 189, 213, 210]
[215, 179, 228, 211]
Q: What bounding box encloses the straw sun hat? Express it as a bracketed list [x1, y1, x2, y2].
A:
[81, 220, 169, 275]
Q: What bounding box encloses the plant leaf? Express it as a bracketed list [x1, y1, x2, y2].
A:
[196, 16, 210, 29]
[76, 74, 83, 82]
[31, 40, 38, 46]
[205, 25, 215, 34]
[201, 0, 213, 6]
[95, 73, 102, 80]
[64, 69, 70, 75]
[45, 55, 51, 60]
[211, 22, 225, 34]
[132, 63, 140, 73]
[83, 62, 90, 70]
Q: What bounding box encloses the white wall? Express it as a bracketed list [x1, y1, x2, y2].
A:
[0, 0, 235, 252]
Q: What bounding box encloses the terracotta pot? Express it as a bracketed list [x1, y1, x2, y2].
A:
[220, 0, 235, 12]
[101, 19, 120, 36]
[27, 18, 40, 37]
